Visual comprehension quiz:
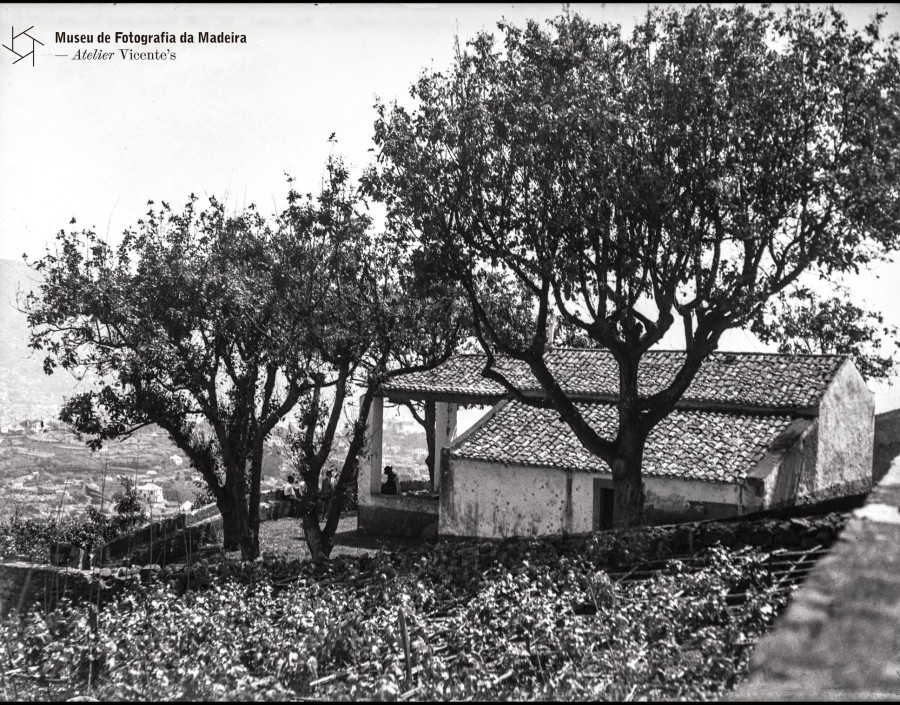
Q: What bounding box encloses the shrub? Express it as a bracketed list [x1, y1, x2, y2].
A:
[0, 491, 148, 563]
[112, 478, 147, 523]
[0, 536, 797, 701]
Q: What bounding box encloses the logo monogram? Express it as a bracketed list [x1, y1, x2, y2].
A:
[3, 26, 43, 66]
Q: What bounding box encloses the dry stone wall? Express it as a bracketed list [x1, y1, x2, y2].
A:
[1, 511, 849, 617]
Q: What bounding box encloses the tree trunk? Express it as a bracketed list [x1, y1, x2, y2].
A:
[321, 483, 342, 557]
[224, 467, 259, 560]
[235, 515, 258, 560]
[318, 381, 380, 560]
[214, 486, 258, 557]
[424, 401, 437, 489]
[291, 372, 384, 563]
[217, 494, 241, 551]
[302, 503, 328, 563]
[611, 457, 645, 529]
[248, 445, 264, 558]
[319, 455, 361, 558]
[611, 424, 646, 529]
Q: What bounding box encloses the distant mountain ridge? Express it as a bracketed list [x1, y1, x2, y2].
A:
[0, 258, 82, 426]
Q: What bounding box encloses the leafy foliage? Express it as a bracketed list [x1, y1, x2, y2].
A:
[367, 5, 900, 526]
[273, 153, 471, 554]
[752, 286, 900, 380]
[21, 143, 471, 562]
[0, 532, 803, 701]
[21, 154, 404, 561]
[112, 479, 147, 522]
[0, 503, 147, 563]
[386, 247, 473, 487]
[22, 192, 312, 558]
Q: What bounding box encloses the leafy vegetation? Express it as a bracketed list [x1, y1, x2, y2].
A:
[21, 151, 468, 562]
[367, 5, 900, 526]
[23, 193, 312, 559]
[752, 286, 900, 381]
[0, 482, 146, 563]
[1, 532, 798, 701]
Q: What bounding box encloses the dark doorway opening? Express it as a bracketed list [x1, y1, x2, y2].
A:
[593, 479, 614, 530]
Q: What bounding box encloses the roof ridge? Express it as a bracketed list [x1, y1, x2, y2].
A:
[383, 348, 847, 408]
[453, 349, 848, 359]
[547, 348, 847, 359]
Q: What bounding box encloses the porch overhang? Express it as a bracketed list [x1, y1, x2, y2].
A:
[380, 388, 506, 406]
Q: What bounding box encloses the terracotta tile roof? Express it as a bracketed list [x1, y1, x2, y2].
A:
[383, 350, 845, 410]
[382, 355, 528, 400]
[451, 400, 794, 484]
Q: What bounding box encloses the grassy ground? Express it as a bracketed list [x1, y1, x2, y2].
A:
[255, 514, 420, 560]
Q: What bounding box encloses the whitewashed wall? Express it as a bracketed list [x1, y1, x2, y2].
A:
[439, 457, 743, 539]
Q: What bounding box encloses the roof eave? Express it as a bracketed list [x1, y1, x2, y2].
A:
[516, 391, 820, 417]
[380, 388, 507, 405]
[448, 453, 749, 484]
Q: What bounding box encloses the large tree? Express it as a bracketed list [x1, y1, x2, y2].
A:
[367, 6, 900, 526]
[22, 159, 381, 560]
[273, 157, 396, 561]
[281, 260, 468, 556]
[271, 158, 470, 559]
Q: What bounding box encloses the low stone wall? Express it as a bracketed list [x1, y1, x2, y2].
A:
[735, 457, 900, 700]
[644, 499, 741, 526]
[82, 491, 297, 568]
[873, 408, 900, 483]
[442, 511, 850, 569]
[92, 515, 218, 568]
[0, 562, 139, 616]
[126, 522, 218, 566]
[1, 510, 848, 618]
[358, 494, 439, 539]
[186, 490, 293, 526]
[98, 488, 313, 564]
[624, 513, 846, 557]
[0, 553, 232, 616]
[1, 563, 87, 614]
[94, 514, 185, 563]
[186, 502, 221, 525]
[3, 545, 321, 617]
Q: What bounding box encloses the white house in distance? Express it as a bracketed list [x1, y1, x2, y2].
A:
[136, 482, 165, 509]
[360, 350, 875, 540]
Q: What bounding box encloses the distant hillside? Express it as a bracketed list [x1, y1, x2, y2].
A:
[0, 258, 82, 426]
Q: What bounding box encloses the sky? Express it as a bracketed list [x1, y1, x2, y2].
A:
[2, 2, 900, 408]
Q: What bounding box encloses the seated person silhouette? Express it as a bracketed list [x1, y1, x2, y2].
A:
[381, 466, 399, 495]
